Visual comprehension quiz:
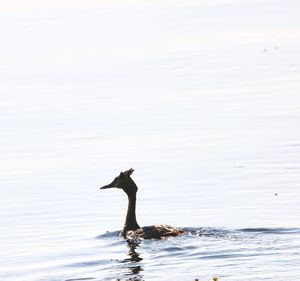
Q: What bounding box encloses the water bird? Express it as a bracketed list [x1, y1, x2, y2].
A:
[100, 168, 186, 239]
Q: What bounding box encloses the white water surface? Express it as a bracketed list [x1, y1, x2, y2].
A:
[0, 1, 300, 280]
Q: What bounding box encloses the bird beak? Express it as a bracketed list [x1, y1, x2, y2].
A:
[100, 183, 114, 189]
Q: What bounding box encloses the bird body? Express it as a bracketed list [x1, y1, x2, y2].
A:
[100, 168, 185, 239]
[124, 224, 185, 239]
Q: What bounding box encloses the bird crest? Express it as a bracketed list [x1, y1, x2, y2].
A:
[121, 168, 134, 177]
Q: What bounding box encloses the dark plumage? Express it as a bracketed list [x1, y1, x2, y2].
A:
[100, 168, 185, 239]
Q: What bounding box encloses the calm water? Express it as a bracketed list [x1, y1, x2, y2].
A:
[1, 1, 300, 280]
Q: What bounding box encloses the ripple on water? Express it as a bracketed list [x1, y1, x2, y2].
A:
[238, 227, 300, 234]
[66, 259, 108, 268]
[96, 230, 122, 239]
[65, 278, 96, 281]
[61, 227, 300, 281]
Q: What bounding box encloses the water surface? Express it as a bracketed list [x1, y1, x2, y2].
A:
[0, 0, 300, 280]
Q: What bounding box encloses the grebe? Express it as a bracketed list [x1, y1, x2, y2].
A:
[100, 168, 185, 239]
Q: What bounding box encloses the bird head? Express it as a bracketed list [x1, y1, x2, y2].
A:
[100, 168, 137, 194]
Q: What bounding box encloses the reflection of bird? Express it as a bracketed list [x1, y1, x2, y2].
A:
[100, 169, 185, 239]
[124, 240, 143, 276]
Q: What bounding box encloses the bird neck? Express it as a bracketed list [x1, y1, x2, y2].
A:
[124, 191, 140, 232]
